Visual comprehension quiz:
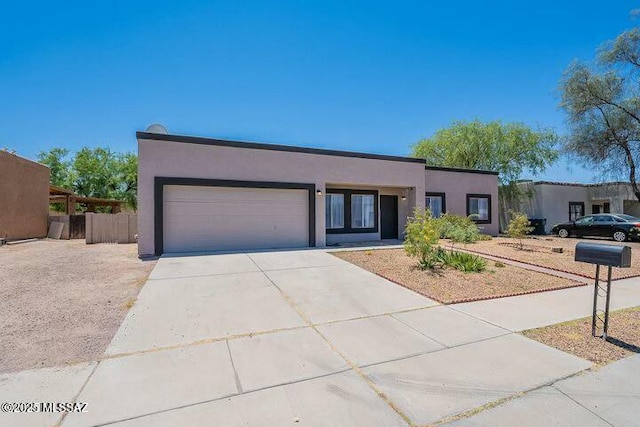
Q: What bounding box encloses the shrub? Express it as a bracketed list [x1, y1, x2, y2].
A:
[444, 251, 487, 272]
[436, 213, 482, 244]
[404, 209, 441, 270]
[507, 211, 534, 250]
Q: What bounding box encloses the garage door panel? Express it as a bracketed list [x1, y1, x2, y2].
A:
[163, 185, 309, 253]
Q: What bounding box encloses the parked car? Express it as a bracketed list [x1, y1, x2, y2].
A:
[551, 214, 640, 242]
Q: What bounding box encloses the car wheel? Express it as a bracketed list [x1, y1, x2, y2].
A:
[613, 230, 628, 242]
[558, 228, 569, 238]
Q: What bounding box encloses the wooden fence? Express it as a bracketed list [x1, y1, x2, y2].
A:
[85, 213, 137, 244]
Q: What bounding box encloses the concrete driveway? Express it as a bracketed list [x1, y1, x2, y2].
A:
[2, 249, 596, 427]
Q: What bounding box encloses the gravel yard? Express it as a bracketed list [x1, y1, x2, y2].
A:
[461, 237, 640, 280]
[522, 306, 640, 365]
[332, 248, 580, 304]
[0, 239, 155, 373]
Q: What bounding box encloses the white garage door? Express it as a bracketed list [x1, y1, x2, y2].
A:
[163, 185, 309, 253]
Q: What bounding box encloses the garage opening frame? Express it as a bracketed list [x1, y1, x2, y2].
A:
[153, 177, 316, 255]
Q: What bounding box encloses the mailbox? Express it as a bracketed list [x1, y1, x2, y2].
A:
[574, 242, 632, 340]
[574, 242, 631, 268]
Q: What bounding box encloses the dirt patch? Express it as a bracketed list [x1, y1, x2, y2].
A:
[461, 237, 640, 280]
[522, 306, 640, 365]
[332, 248, 580, 304]
[0, 240, 155, 373]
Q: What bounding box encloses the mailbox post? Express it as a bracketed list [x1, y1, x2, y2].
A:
[574, 242, 632, 340]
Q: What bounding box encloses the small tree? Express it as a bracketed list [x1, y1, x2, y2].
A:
[404, 209, 441, 270]
[507, 211, 534, 250]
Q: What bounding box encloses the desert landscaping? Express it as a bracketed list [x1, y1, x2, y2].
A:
[333, 247, 582, 304]
[0, 240, 155, 373]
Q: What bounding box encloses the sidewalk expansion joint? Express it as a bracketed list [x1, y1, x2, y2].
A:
[247, 255, 416, 427]
[226, 340, 244, 394]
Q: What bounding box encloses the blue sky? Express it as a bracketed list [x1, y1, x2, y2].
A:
[1, 1, 635, 182]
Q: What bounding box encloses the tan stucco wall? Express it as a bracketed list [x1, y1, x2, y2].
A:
[0, 151, 50, 240]
[536, 184, 588, 231]
[138, 138, 426, 256]
[424, 169, 500, 236]
[588, 183, 637, 215]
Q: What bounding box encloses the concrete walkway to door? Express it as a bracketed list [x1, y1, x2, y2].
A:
[3, 248, 632, 427]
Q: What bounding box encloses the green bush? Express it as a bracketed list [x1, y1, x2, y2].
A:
[435, 213, 482, 244]
[444, 251, 487, 272]
[507, 211, 534, 250]
[404, 209, 441, 270]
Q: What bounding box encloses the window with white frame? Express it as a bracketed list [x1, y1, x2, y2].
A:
[325, 193, 345, 229]
[425, 193, 445, 218]
[467, 194, 491, 223]
[351, 194, 375, 228]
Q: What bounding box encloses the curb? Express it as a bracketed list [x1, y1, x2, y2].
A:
[460, 246, 640, 281]
[371, 268, 586, 306]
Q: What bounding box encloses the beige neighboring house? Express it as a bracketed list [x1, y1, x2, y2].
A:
[0, 150, 50, 240]
[511, 180, 640, 233]
[137, 129, 499, 256]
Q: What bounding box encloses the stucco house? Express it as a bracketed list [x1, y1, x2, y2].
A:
[0, 150, 50, 240]
[136, 130, 499, 256]
[510, 180, 640, 233]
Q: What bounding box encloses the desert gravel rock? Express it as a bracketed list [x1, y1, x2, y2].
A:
[0, 240, 155, 373]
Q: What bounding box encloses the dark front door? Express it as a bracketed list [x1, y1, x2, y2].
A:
[380, 195, 398, 239]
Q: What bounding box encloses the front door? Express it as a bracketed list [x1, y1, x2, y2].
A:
[380, 195, 398, 239]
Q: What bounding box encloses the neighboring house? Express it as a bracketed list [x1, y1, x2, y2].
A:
[507, 180, 640, 233]
[136, 130, 499, 256]
[0, 150, 50, 240]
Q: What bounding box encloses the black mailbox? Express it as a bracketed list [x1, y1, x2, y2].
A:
[574, 242, 631, 268]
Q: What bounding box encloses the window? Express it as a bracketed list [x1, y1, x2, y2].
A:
[325, 194, 344, 229]
[575, 216, 593, 224]
[569, 202, 584, 221]
[603, 202, 611, 213]
[325, 189, 378, 233]
[466, 194, 491, 224]
[425, 192, 446, 218]
[351, 194, 375, 228]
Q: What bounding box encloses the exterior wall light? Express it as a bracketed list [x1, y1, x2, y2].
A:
[401, 195, 407, 201]
[317, 190, 323, 196]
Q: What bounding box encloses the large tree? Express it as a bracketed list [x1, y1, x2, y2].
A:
[412, 120, 558, 189]
[37, 147, 138, 211]
[560, 28, 640, 201]
[37, 147, 72, 188]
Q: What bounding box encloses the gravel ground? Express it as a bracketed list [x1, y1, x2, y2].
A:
[522, 306, 640, 365]
[332, 248, 578, 304]
[461, 237, 640, 280]
[0, 239, 155, 373]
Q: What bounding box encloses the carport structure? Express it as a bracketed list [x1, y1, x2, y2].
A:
[49, 185, 123, 214]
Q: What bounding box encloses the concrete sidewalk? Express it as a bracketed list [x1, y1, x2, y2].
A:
[453, 276, 640, 331]
[1, 249, 637, 426]
[448, 354, 640, 426]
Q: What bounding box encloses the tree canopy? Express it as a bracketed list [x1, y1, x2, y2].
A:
[37, 147, 138, 210]
[560, 27, 640, 201]
[411, 120, 558, 187]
